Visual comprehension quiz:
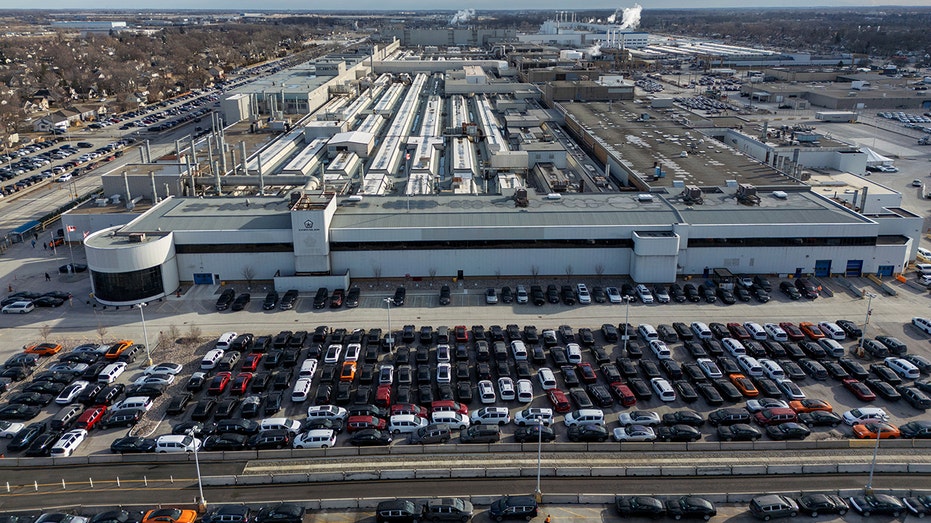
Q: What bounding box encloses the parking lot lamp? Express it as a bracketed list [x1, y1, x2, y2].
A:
[865, 423, 883, 494]
[535, 417, 543, 502]
[134, 302, 153, 366]
[383, 298, 394, 352]
[857, 293, 876, 357]
[622, 296, 632, 354]
[187, 428, 207, 512]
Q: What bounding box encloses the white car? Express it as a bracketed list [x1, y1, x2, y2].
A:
[323, 344, 342, 364]
[635, 284, 654, 304]
[516, 379, 534, 403]
[49, 362, 89, 375]
[777, 379, 806, 400]
[514, 408, 554, 426]
[143, 362, 183, 375]
[566, 343, 583, 364]
[0, 420, 24, 438]
[576, 283, 592, 304]
[431, 411, 470, 430]
[912, 317, 931, 335]
[842, 407, 888, 426]
[613, 425, 657, 442]
[497, 377, 516, 401]
[618, 411, 661, 427]
[477, 380, 496, 404]
[51, 429, 88, 457]
[55, 381, 90, 405]
[344, 343, 361, 362]
[917, 247, 931, 260]
[763, 323, 788, 342]
[510, 340, 528, 361]
[2, 301, 34, 314]
[155, 434, 201, 453]
[57, 173, 73, 182]
[515, 285, 529, 304]
[133, 373, 175, 386]
[436, 362, 452, 383]
[606, 287, 622, 304]
[292, 429, 336, 449]
[745, 398, 789, 413]
[388, 414, 428, 434]
[436, 344, 451, 362]
[696, 358, 723, 379]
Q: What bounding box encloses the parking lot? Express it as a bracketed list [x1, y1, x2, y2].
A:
[1, 268, 931, 457]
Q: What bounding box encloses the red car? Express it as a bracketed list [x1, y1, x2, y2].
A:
[454, 325, 469, 343]
[208, 372, 232, 394]
[75, 405, 107, 430]
[843, 378, 877, 402]
[347, 415, 386, 432]
[431, 399, 468, 415]
[230, 372, 253, 395]
[241, 353, 263, 372]
[548, 389, 571, 413]
[726, 323, 751, 340]
[778, 322, 805, 341]
[576, 362, 598, 384]
[375, 384, 392, 407]
[609, 382, 637, 407]
[391, 403, 428, 418]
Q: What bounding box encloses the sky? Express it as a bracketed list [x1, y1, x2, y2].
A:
[18, 1, 931, 10]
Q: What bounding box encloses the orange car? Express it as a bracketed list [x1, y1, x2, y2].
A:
[798, 322, 825, 341]
[852, 421, 900, 439]
[729, 373, 760, 397]
[104, 339, 134, 360]
[24, 342, 62, 356]
[142, 509, 198, 523]
[789, 398, 833, 413]
[340, 361, 357, 382]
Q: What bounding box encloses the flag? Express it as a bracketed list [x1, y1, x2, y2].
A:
[83, 231, 89, 239]
[66, 225, 76, 232]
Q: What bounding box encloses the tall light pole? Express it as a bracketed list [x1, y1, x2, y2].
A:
[188, 428, 207, 512]
[622, 296, 632, 354]
[135, 302, 152, 366]
[383, 298, 394, 352]
[865, 423, 884, 494]
[857, 292, 876, 357]
[535, 417, 543, 502]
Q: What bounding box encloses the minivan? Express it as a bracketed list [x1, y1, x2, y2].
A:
[722, 338, 747, 357]
[650, 378, 676, 402]
[298, 359, 318, 379]
[291, 378, 312, 402]
[638, 324, 659, 341]
[388, 414, 428, 434]
[649, 340, 671, 360]
[690, 322, 712, 340]
[260, 417, 302, 435]
[50, 429, 87, 457]
[736, 355, 763, 377]
[537, 367, 557, 390]
[564, 408, 604, 427]
[470, 406, 510, 426]
[489, 496, 538, 521]
[49, 404, 83, 431]
[155, 434, 201, 453]
[114, 396, 154, 412]
[759, 359, 785, 380]
[409, 423, 451, 444]
[376, 500, 423, 523]
[98, 362, 127, 384]
[885, 357, 920, 379]
[749, 495, 799, 520]
[818, 338, 845, 358]
[216, 332, 237, 351]
[743, 322, 767, 341]
[201, 349, 224, 370]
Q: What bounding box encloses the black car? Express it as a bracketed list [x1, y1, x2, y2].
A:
[797, 410, 842, 427]
[716, 423, 762, 441]
[545, 284, 559, 304]
[0, 403, 39, 420]
[191, 398, 218, 421]
[797, 494, 849, 517]
[664, 496, 717, 520]
[349, 428, 392, 446]
[110, 436, 157, 454]
[203, 433, 249, 451]
[500, 286, 513, 304]
[216, 288, 236, 310]
[254, 503, 306, 523]
[7, 422, 47, 451]
[439, 285, 451, 305]
[25, 432, 60, 456]
[567, 423, 609, 442]
[780, 281, 802, 300]
[716, 287, 736, 304]
[513, 425, 556, 443]
[836, 319, 862, 338]
[214, 397, 241, 419]
[848, 494, 905, 517]
[264, 391, 283, 415]
[734, 286, 751, 302]
[662, 410, 704, 427]
[615, 496, 666, 519]
[560, 285, 576, 305]
[751, 286, 770, 303]
[279, 289, 299, 310]
[392, 286, 406, 306]
[655, 424, 702, 442]
[262, 292, 279, 310]
[530, 285, 546, 306]
[683, 283, 701, 302]
[312, 287, 329, 309]
[345, 287, 361, 308]
[766, 422, 811, 440]
[8, 392, 54, 406]
[900, 420, 931, 438]
[669, 283, 687, 302]
[165, 393, 194, 415]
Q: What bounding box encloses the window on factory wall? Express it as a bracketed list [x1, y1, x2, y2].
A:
[91, 266, 164, 302]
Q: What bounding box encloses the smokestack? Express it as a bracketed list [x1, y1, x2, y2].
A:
[144, 140, 152, 163]
[258, 159, 265, 196]
[214, 161, 222, 196]
[189, 134, 197, 164]
[207, 136, 215, 176]
[123, 171, 131, 202]
[240, 141, 248, 174]
[149, 171, 158, 203]
[175, 139, 181, 157]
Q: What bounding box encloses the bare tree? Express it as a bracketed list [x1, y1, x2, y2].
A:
[241, 266, 256, 290]
[595, 264, 605, 283]
[186, 324, 202, 344]
[96, 323, 109, 344]
[495, 269, 501, 282]
[429, 268, 437, 286]
[373, 266, 382, 286]
[39, 324, 52, 341]
[531, 265, 540, 283]
[167, 324, 181, 343]
[565, 264, 574, 283]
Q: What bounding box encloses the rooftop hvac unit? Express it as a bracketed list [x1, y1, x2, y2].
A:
[545, 193, 562, 200]
[637, 194, 654, 202]
[128, 233, 146, 243]
[680, 185, 703, 205]
[773, 191, 788, 199]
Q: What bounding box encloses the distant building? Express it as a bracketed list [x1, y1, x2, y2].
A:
[50, 21, 127, 35]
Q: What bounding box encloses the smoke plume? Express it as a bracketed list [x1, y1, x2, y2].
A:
[607, 4, 642, 29]
[450, 9, 476, 25]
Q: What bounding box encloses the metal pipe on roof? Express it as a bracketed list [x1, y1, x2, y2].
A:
[189, 134, 197, 165]
[207, 135, 215, 177]
[240, 141, 248, 175]
[150, 171, 158, 203]
[214, 161, 222, 196]
[144, 140, 152, 163]
[123, 171, 131, 202]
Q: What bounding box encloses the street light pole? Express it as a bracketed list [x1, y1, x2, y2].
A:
[383, 298, 394, 352]
[622, 296, 632, 354]
[535, 417, 543, 502]
[188, 428, 207, 512]
[858, 292, 876, 357]
[135, 302, 152, 366]
[865, 423, 883, 494]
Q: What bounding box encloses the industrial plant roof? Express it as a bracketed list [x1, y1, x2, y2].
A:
[120, 196, 293, 234]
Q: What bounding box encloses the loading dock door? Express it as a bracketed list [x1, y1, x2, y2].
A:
[877, 265, 894, 277]
[845, 260, 863, 278]
[814, 260, 832, 278]
[193, 273, 214, 285]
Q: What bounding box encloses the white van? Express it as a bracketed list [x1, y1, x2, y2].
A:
[690, 322, 712, 340]
[260, 417, 302, 435]
[763, 323, 788, 342]
[510, 341, 528, 361]
[722, 338, 747, 357]
[537, 367, 557, 390]
[470, 406, 511, 425]
[388, 414, 429, 434]
[818, 338, 845, 358]
[650, 378, 676, 402]
[516, 379, 534, 403]
[743, 322, 767, 341]
[200, 349, 224, 370]
[98, 362, 127, 384]
[912, 317, 931, 335]
[155, 434, 200, 453]
[759, 359, 785, 380]
[818, 322, 846, 340]
[477, 380, 497, 404]
[306, 404, 348, 421]
[431, 411, 470, 430]
[293, 429, 336, 449]
[216, 332, 237, 351]
[649, 339, 671, 360]
[564, 408, 605, 427]
[51, 429, 88, 457]
[566, 344, 583, 364]
[298, 359, 318, 379]
[635, 284, 654, 304]
[291, 378, 312, 402]
[885, 357, 920, 379]
[114, 396, 154, 412]
[736, 355, 763, 377]
[638, 324, 659, 341]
